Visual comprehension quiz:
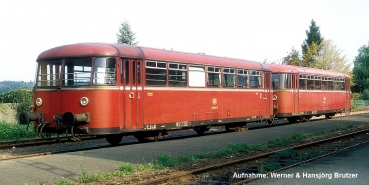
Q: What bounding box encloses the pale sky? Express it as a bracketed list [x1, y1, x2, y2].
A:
[0, 0, 368, 81]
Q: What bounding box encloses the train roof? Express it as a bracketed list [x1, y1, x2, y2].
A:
[267, 64, 349, 79]
[37, 43, 270, 71]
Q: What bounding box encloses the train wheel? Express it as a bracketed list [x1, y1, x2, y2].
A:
[325, 114, 334, 119]
[106, 134, 123, 145]
[134, 134, 146, 143]
[267, 115, 275, 125]
[287, 117, 296, 124]
[194, 126, 210, 135]
[305, 116, 312, 122]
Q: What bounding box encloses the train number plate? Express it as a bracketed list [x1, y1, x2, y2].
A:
[176, 121, 191, 127]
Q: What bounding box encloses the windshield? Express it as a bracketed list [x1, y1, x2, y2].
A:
[37, 57, 117, 87]
[37, 60, 62, 87]
[63, 58, 92, 86]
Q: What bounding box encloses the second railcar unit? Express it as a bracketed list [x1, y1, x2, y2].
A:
[19, 43, 275, 145]
[268, 64, 351, 123]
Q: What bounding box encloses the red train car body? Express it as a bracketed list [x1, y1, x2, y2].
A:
[267, 64, 351, 123]
[19, 43, 275, 144]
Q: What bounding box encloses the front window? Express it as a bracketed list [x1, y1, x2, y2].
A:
[37, 60, 62, 87]
[93, 58, 116, 85]
[63, 58, 92, 86]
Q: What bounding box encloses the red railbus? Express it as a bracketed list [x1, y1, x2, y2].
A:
[267, 64, 351, 123]
[19, 43, 274, 145]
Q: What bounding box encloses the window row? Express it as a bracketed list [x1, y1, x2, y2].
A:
[271, 73, 346, 91]
[145, 60, 262, 88]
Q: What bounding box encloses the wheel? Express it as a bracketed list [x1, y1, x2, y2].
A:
[287, 117, 296, 124]
[267, 115, 275, 125]
[194, 126, 208, 135]
[305, 116, 312, 122]
[106, 134, 123, 145]
[134, 134, 146, 143]
[325, 114, 334, 119]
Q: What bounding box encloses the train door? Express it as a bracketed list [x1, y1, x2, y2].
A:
[263, 72, 271, 117]
[122, 59, 143, 130]
[291, 74, 299, 114]
[345, 79, 351, 113]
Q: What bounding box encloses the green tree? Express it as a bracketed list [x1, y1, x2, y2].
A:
[314, 40, 351, 74]
[352, 42, 369, 92]
[301, 20, 324, 67]
[116, 20, 138, 45]
[302, 19, 324, 54]
[283, 47, 303, 66]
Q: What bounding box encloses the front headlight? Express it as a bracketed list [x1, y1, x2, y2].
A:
[36, 98, 42, 106]
[80, 97, 89, 106]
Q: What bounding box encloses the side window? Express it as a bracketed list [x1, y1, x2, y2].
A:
[207, 66, 221, 87]
[250, 70, 262, 88]
[314, 76, 321, 90]
[299, 75, 307, 90]
[321, 77, 328, 90]
[279, 73, 290, 89]
[168, 63, 187, 86]
[145, 60, 166, 86]
[237, 69, 249, 88]
[307, 76, 314, 90]
[334, 78, 344, 91]
[272, 73, 279, 90]
[223, 68, 235, 88]
[93, 58, 116, 85]
[189, 65, 205, 87]
[327, 77, 333, 90]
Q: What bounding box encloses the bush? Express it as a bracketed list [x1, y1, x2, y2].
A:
[0, 121, 35, 141]
[0, 89, 33, 122]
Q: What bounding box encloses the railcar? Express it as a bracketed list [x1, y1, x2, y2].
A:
[19, 43, 274, 145]
[267, 64, 351, 123]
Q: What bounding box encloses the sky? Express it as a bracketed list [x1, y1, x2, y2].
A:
[0, 0, 368, 81]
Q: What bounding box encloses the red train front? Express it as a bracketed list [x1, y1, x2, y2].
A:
[19, 43, 275, 145]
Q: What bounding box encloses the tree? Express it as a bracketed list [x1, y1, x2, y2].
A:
[314, 40, 351, 74]
[352, 42, 369, 92]
[116, 20, 138, 45]
[301, 20, 324, 67]
[283, 47, 303, 66]
[302, 19, 324, 54]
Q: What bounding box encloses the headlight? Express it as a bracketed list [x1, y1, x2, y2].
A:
[36, 98, 42, 106]
[80, 97, 89, 106]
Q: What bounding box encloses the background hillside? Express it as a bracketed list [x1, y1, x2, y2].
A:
[0, 81, 34, 94]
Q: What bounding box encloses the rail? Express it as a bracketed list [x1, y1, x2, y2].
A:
[136, 127, 369, 185]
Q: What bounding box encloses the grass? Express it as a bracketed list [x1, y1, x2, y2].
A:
[0, 121, 35, 141]
[55, 123, 368, 185]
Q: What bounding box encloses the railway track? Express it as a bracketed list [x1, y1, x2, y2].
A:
[133, 127, 369, 185]
[0, 135, 97, 151]
[0, 109, 367, 162]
